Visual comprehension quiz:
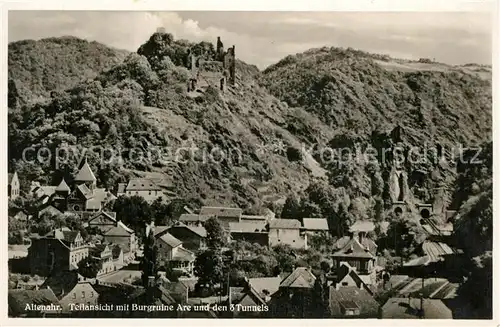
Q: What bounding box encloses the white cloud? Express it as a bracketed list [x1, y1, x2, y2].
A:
[8, 11, 493, 69]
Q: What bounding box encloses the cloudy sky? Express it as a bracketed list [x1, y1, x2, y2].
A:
[9, 10, 493, 69]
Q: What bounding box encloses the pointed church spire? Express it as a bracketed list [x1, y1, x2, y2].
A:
[55, 177, 71, 193]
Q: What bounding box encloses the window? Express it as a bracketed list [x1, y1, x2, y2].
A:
[136, 191, 139, 195]
[81, 291, 85, 298]
[72, 293, 76, 299]
[342, 282, 348, 286]
[149, 191, 152, 195]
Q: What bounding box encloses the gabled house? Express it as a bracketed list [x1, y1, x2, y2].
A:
[333, 262, 374, 295]
[199, 206, 242, 223]
[87, 211, 118, 233]
[8, 171, 20, 200]
[268, 267, 316, 318]
[302, 218, 329, 235]
[247, 276, 282, 302]
[29, 228, 89, 276]
[166, 222, 207, 252]
[116, 178, 164, 203]
[157, 233, 195, 275]
[41, 270, 98, 314]
[332, 232, 378, 286]
[103, 221, 138, 258]
[89, 244, 114, 276]
[328, 284, 380, 318]
[179, 213, 211, 227]
[226, 283, 267, 318]
[268, 219, 305, 249]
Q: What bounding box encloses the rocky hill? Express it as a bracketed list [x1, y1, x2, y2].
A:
[8, 35, 492, 238]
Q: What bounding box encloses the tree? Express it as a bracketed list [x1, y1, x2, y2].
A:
[194, 249, 224, 292]
[205, 217, 227, 250]
[458, 252, 492, 318]
[281, 195, 301, 219]
[140, 222, 159, 288]
[151, 197, 171, 225]
[113, 195, 152, 233]
[311, 263, 331, 318]
[77, 256, 102, 279]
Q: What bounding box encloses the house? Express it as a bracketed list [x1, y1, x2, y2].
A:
[328, 285, 380, 318]
[332, 262, 374, 295]
[103, 221, 138, 256]
[349, 220, 389, 234]
[89, 244, 114, 276]
[226, 284, 268, 318]
[8, 171, 20, 200]
[331, 232, 378, 286]
[8, 289, 61, 317]
[302, 218, 329, 234]
[381, 298, 453, 319]
[126, 279, 180, 318]
[240, 214, 269, 224]
[268, 219, 305, 249]
[34, 161, 115, 213]
[268, 267, 316, 318]
[199, 206, 242, 223]
[248, 276, 282, 301]
[41, 270, 99, 314]
[87, 211, 118, 233]
[229, 221, 269, 246]
[157, 233, 195, 275]
[166, 222, 207, 252]
[179, 213, 211, 227]
[116, 178, 164, 203]
[29, 228, 89, 276]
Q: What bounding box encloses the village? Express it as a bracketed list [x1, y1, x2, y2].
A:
[7, 154, 467, 319]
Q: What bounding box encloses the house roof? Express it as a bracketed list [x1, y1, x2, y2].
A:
[44, 228, 80, 243]
[75, 161, 96, 182]
[199, 206, 242, 218]
[153, 225, 170, 238]
[41, 270, 86, 299]
[76, 184, 93, 200]
[269, 219, 301, 230]
[422, 241, 456, 262]
[336, 262, 372, 295]
[8, 172, 18, 184]
[403, 255, 432, 267]
[328, 286, 379, 318]
[89, 211, 117, 223]
[334, 235, 377, 258]
[90, 244, 111, 257]
[104, 221, 134, 236]
[126, 178, 162, 191]
[241, 214, 267, 221]
[229, 285, 266, 307]
[349, 221, 389, 233]
[38, 205, 62, 217]
[248, 277, 282, 298]
[179, 214, 210, 223]
[8, 289, 60, 315]
[302, 218, 329, 231]
[381, 298, 452, 319]
[280, 267, 316, 288]
[158, 233, 183, 248]
[55, 178, 71, 193]
[93, 188, 115, 203]
[172, 247, 195, 262]
[228, 222, 267, 233]
[85, 199, 102, 210]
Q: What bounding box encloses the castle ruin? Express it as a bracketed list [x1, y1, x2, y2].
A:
[187, 36, 236, 93]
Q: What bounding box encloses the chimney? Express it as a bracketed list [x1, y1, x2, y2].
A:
[148, 276, 155, 288]
[358, 232, 365, 244]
